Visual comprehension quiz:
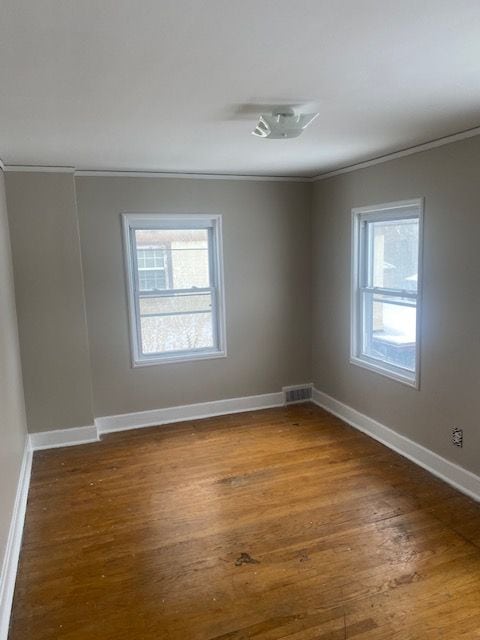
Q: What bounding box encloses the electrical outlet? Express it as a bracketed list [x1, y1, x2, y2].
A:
[452, 427, 463, 448]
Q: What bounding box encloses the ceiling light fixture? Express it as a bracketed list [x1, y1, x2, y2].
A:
[252, 108, 319, 139]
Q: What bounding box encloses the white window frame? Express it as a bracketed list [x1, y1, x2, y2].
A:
[350, 198, 424, 388]
[122, 213, 227, 367]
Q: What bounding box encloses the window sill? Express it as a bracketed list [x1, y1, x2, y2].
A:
[349, 355, 418, 389]
[132, 350, 227, 368]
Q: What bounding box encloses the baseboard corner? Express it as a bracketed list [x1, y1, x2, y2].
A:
[29, 424, 99, 451]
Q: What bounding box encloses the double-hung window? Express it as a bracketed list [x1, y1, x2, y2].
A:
[351, 199, 423, 387]
[122, 214, 226, 366]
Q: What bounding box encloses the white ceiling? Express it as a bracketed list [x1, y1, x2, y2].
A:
[1, 0, 480, 177]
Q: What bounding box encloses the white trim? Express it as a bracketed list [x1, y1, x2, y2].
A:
[313, 126, 480, 181]
[132, 351, 227, 367]
[29, 425, 98, 451]
[24, 390, 299, 446]
[312, 388, 480, 502]
[95, 392, 284, 434]
[350, 199, 424, 389]
[4, 165, 75, 173]
[349, 356, 418, 388]
[0, 438, 32, 640]
[122, 213, 227, 367]
[350, 198, 424, 216]
[74, 169, 310, 182]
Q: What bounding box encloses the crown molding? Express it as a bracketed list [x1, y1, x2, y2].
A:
[312, 126, 480, 181]
[73, 169, 310, 182]
[4, 165, 75, 173]
[3, 165, 309, 182]
[4, 124, 480, 182]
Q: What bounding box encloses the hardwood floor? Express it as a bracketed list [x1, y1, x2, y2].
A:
[9, 404, 480, 639]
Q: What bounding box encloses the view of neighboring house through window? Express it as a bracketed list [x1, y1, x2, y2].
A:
[123, 214, 226, 365]
[351, 199, 423, 386]
[137, 247, 169, 291]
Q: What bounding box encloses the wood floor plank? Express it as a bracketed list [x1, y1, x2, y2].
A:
[8, 405, 480, 639]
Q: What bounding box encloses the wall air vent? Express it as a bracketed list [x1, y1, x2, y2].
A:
[283, 385, 313, 405]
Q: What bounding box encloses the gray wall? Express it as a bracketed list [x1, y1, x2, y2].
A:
[5, 172, 94, 433]
[5, 139, 480, 481]
[75, 176, 311, 418]
[312, 135, 480, 475]
[0, 170, 28, 573]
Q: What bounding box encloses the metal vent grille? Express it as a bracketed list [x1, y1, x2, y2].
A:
[284, 386, 312, 404]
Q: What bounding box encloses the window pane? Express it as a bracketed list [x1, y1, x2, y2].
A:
[362, 293, 416, 371]
[369, 218, 418, 291]
[135, 228, 210, 290]
[139, 293, 212, 316]
[141, 313, 214, 354]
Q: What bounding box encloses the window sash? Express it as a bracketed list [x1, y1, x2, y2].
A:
[360, 291, 417, 372]
[359, 214, 419, 292]
[359, 286, 417, 300]
[361, 291, 417, 309]
[137, 286, 212, 298]
[130, 227, 218, 358]
[138, 289, 216, 319]
[123, 214, 226, 366]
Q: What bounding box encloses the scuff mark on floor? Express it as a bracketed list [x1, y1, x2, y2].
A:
[217, 470, 268, 488]
[298, 549, 309, 562]
[393, 571, 420, 586]
[235, 552, 260, 566]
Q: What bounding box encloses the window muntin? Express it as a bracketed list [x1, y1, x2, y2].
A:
[351, 200, 423, 386]
[123, 215, 226, 366]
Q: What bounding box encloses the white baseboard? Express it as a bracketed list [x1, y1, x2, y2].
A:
[96, 391, 284, 434]
[26, 391, 290, 447]
[0, 438, 32, 640]
[29, 425, 98, 451]
[312, 388, 480, 502]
